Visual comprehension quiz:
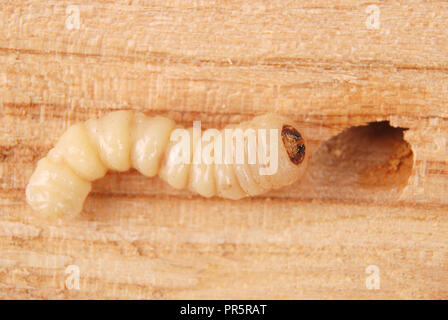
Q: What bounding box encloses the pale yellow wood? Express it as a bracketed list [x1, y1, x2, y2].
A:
[0, 0, 447, 299]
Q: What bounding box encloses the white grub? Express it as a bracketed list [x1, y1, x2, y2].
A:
[26, 111, 308, 219]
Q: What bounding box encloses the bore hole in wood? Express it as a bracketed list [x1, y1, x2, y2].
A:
[309, 121, 414, 191]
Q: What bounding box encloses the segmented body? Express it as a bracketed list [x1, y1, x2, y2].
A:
[26, 111, 307, 219]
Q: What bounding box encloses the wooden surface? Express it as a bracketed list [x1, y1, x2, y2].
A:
[0, 0, 447, 299]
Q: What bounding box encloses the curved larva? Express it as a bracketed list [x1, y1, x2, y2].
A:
[26, 111, 308, 219]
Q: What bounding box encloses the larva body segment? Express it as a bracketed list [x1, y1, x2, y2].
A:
[232, 121, 271, 196]
[158, 127, 193, 189]
[213, 128, 246, 200]
[188, 129, 217, 198]
[47, 123, 107, 181]
[131, 113, 175, 177]
[26, 158, 92, 219]
[26, 111, 307, 219]
[85, 110, 133, 172]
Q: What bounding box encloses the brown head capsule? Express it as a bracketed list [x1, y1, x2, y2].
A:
[281, 125, 306, 165]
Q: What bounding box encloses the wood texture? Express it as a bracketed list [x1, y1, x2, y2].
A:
[0, 0, 447, 299]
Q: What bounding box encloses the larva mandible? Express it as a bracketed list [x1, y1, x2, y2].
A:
[25, 111, 307, 219]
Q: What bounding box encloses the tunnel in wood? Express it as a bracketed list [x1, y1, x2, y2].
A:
[309, 121, 414, 192]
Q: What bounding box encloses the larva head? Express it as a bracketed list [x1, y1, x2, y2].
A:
[281, 124, 306, 166]
[238, 114, 308, 195]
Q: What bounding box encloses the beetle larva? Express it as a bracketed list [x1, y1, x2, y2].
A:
[26, 111, 307, 219]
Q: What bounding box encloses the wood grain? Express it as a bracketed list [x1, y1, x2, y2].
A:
[0, 0, 447, 299]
